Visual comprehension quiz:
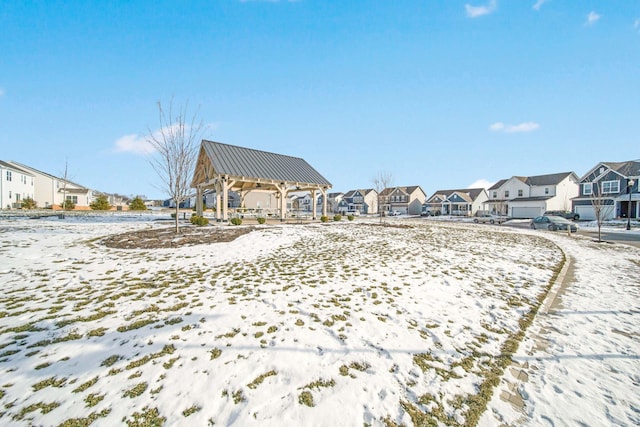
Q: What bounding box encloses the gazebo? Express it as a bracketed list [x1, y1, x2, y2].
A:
[191, 140, 332, 221]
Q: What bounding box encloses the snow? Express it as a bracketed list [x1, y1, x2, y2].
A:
[0, 214, 638, 426]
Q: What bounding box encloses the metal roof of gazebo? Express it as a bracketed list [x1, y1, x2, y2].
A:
[191, 140, 332, 221]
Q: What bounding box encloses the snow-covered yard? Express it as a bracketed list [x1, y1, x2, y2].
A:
[0, 215, 637, 426]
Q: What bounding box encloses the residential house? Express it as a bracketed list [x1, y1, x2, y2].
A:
[572, 161, 640, 221]
[337, 189, 377, 215]
[485, 172, 579, 219]
[0, 161, 35, 209]
[424, 188, 488, 217]
[380, 186, 426, 215]
[5, 161, 93, 209]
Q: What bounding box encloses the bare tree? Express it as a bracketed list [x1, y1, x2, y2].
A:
[147, 99, 205, 233]
[60, 158, 74, 214]
[372, 171, 393, 224]
[589, 181, 614, 242]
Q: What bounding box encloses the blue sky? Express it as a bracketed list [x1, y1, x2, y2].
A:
[1, 1, 639, 199]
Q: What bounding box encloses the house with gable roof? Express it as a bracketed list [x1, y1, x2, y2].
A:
[337, 189, 377, 215]
[485, 172, 579, 218]
[379, 186, 426, 215]
[0, 161, 36, 209]
[572, 160, 640, 221]
[423, 188, 488, 217]
[4, 161, 93, 209]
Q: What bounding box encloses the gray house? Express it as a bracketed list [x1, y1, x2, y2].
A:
[572, 161, 640, 221]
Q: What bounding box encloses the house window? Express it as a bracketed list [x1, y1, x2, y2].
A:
[582, 183, 592, 195]
[6, 171, 11, 181]
[545, 187, 549, 195]
[602, 180, 620, 194]
[66, 195, 78, 204]
[518, 189, 523, 197]
[492, 191, 497, 198]
[504, 190, 510, 198]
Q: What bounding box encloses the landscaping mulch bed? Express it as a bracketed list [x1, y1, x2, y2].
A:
[101, 225, 255, 249]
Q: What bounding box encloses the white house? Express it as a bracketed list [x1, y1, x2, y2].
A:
[0, 161, 36, 209]
[6, 161, 93, 209]
[486, 172, 579, 218]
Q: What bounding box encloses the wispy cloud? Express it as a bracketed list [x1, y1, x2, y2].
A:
[114, 133, 155, 155]
[635, 18, 640, 31]
[465, 0, 497, 18]
[0, 88, 5, 98]
[585, 11, 600, 26]
[489, 121, 540, 133]
[114, 122, 217, 156]
[532, 0, 549, 11]
[468, 179, 494, 189]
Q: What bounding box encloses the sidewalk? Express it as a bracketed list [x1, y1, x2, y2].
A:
[480, 233, 640, 426]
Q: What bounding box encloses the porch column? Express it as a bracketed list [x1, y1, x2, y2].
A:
[321, 187, 328, 217]
[215, 181, 222, 222]
[278, 184, 288, 222]
[311, 189, 317, 220]
[196, 186, 203, 217]
[222, 177, 232, 221]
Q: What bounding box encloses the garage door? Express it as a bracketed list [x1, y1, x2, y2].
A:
[511, 207, 543, 219]
[575, 205, 615, 221]
[575, 205, 595, 221]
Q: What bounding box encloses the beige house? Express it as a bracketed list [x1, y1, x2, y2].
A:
[380, 186, 427, 215]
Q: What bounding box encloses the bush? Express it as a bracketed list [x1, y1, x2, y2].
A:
[190, 215, 209, 226]
[21, 197, 37, 209]
[129, 196, 147, 211]
[230, 217, 242, 226]
[62, 199, 75, 210]
[347, 215, 354, 221]
[333, 214, 342, 222]
[256, 217, 266, 224]
[90, 195, 111, 211]
[320, 216, 329, 223]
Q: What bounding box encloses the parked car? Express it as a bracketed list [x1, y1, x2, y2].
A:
[389, 210, 401, 216]
[473, 213, 507, 224]
[543, 210, 580, 221]
[530, 215, 578, 232]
